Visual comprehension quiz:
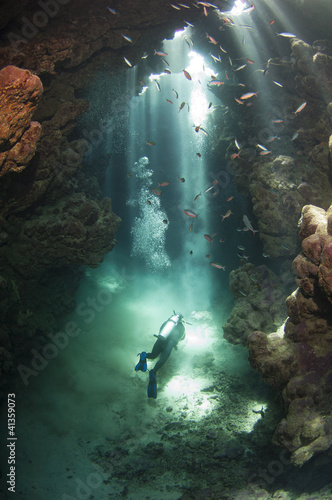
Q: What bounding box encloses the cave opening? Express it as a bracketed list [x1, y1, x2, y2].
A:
[1, 1, 332, 499]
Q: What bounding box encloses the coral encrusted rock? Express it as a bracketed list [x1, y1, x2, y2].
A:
[248, 204, 332, 467]
[223, 263, 292, 345]
[6, 193, 121, 277]
[0, 65, 43, 176]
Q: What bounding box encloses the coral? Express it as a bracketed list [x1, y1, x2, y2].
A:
[223, 263, 293, 345]
[0, 65, 43, 176]
[248, 204, 332, 466]
[6, 193, 121, 277]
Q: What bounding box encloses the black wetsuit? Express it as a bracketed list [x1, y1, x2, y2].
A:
[147, 315, 185, 374]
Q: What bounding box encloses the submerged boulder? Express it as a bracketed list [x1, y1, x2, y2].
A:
[223, 263, 293, 345]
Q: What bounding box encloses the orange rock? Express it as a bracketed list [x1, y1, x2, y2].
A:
[0, 65, 43, 176]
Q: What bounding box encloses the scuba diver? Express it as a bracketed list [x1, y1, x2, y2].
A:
[135, 312, 186, 399]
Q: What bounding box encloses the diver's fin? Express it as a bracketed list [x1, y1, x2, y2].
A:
[135, 352, 147, 372]
[147, 371, 157, 399]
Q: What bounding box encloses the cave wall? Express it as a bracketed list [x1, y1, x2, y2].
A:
[0, 0, 212, 395]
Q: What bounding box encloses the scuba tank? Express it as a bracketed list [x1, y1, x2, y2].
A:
[158, 313, 185, 342]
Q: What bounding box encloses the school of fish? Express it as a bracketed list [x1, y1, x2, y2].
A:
[109, 1, 309, 273]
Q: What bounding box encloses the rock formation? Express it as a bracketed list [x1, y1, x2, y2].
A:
[223, 262, 293, 345]
[248, 204, 332, 466]
[0, 65, 43, 176]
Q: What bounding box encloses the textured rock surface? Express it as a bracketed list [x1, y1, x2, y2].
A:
[7, 194, 120, 277]
[248, 204, 332, 466]
[221, 38, 332, 259]
[223, 263, 293, 345]
[0, 65, 43, 176]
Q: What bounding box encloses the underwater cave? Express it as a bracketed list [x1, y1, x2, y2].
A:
[1, 0, 332, 499]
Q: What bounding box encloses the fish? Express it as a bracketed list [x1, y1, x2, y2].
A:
[163, 219, 168, 224]
[158, 181, 170, 187]
[190, 250, 193, 255]
[183, 69, 192, 80]
[234, 98, 244, 105]
[291, 131, 300, 141]
[204, 185, 215, 193]
[194, 193, 202, 201]
[237, 253, 249, 260]
[164, 68, 171, 74]
[268, 19, 275, 25]
[267, 135, 280, 142]
[197, 1, 217, 7]
[211, 262, 225, 270]
[184, 210, 198, 218]
[210, 53, 222, 63]
[203, 6, 208, 16]
[221, 209, 232, 221]
[121, 33, 133, 43]
[273, 80, 283, 87]
[247, 58, 255, 64]
[178, 2, 190, 7]
[294, 102, 307, 114]
[162, 58, 169, 66]
[260, 150, 271, 155]
[238, 245, 245, 251]
[209, 80, 224, 86]
[257, 143, 268, 151]
[231, 153, 240, 159]
[220, 45, 227, 53]
[272, 119, 283, 123]
[141, 53, 148, 59]
[196, 152, 202, 157]
[206, 33, 218, 45]
[240, 91, 258, 99]
[235, 64, 247, 71]
[185, 21, 194, 27]
[277, 32, 297, 38]
[154, 80, 161, 91]
[146, 140, 156, 146]
[166, 99, 173, 104]
[124, 57, 132, 67]
[208, 102, 213, 109]
[170, 3, 181, 9]
[213, 179, 219, 185]
[198, 127, 208, 135]
[154, 50, 168, 56]
[147, 200, 151, 205]
[219, 238, 225, 243]
[178, 176, 185, 182]
[235, 138, 240, 150]
[152, 189, 162, 196]
[179, 101, 186, 112]
[243, 215, 258, 234]
[172, 89, 179, 99]
[227, 196, 234, 201]
[204, 234, 213, 243]
[243, 3, 255, 13]
[107, 7, 119, 14]
[189, 223, 193, 232]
